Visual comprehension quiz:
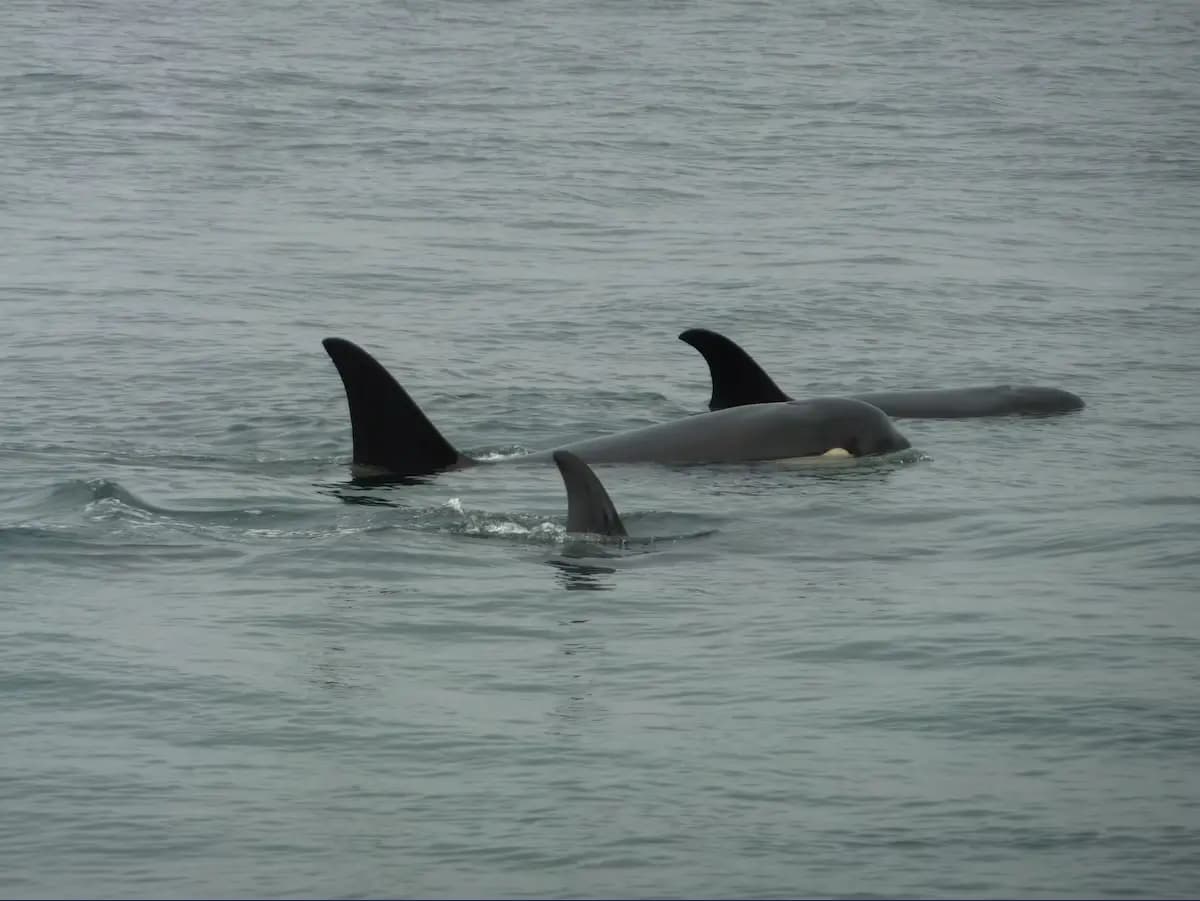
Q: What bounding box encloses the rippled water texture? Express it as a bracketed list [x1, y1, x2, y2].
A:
[2, 0, 1199, 897]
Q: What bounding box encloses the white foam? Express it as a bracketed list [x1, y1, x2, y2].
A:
[485, 520, 531, 536]
[474, 451, 526, 462]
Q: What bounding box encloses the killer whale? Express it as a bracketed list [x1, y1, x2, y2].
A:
[322, 337, 911, 479]
[679, 328, 1085, 418]
[553, 451, 626, 537]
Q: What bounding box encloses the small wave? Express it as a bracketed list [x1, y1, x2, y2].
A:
[472, 447, 534, 462]
[3, 478, 313, 530]
[436, 497, 566, 543]
[2, 479, 108, 516]
[433, 498, 715, 551]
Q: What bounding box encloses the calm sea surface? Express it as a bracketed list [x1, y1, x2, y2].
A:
[2, 1, 1199, 897]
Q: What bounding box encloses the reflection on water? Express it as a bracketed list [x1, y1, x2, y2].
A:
[349, 472, 437, 489]
[320, 486, 404, 508]
[312, 645, 355, 693]
[546, 558, 617, 591]
[546, 617, 607, 738]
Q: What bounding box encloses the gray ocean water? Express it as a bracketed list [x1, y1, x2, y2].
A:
[3, 0, 1199, 897]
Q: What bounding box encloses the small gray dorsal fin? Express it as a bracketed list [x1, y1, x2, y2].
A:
[678, 328, 791, 410]
[552, 451, 628, 538]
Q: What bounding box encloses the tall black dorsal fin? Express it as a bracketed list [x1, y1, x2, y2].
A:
[322, 338, 470, 477]
[678, 328, 791, 411]
[552, 451, 627, 537]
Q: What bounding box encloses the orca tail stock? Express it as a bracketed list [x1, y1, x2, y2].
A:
[677, 328, 791, 411]
[322, 338, 474, 478]
[552, 451, 628, 538]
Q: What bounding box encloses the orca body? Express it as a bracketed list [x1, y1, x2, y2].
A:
[322, 338, 911, 479]
[678, 328, 1085, 418]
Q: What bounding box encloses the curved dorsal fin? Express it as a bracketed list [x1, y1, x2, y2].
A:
[552, 451, 627, 537]
[678, 328, 791, 410]
[322, 338, 469, 476]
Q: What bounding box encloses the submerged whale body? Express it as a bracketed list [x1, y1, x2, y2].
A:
[678, 328, 1086, 419]
[321, 337, 912, 479]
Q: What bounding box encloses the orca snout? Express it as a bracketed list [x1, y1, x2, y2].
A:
[1013, 386, 1086, 414]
